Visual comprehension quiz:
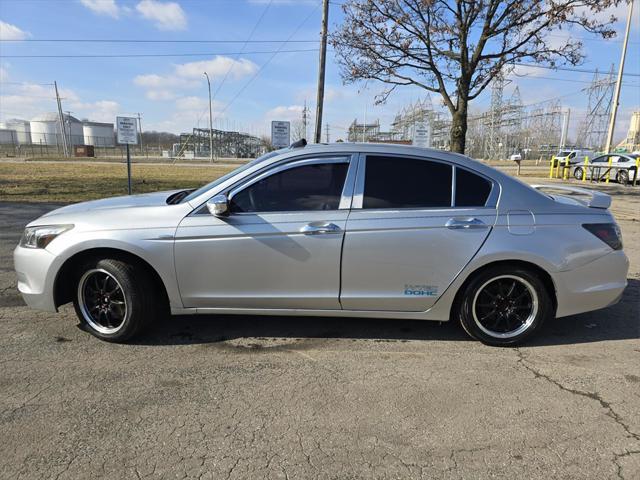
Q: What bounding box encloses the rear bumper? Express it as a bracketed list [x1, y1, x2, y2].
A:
[554, 250, 629, 318]
[14, 245, 58, 312]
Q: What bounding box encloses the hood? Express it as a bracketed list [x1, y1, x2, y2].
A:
[41, 190, 183, 218]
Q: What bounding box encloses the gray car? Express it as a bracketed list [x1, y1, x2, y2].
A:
[14, 143, 629, 346]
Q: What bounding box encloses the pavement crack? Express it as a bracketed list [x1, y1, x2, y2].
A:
[613, 449, 640, 480]
[516, 348, 640, 444]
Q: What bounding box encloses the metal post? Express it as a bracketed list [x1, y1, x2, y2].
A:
[605, 0, 634, 156]
[126, 143, 132, 195]
[314, 0, 329, 143]
[204, 72, 214, 162]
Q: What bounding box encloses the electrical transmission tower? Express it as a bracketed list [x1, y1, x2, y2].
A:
[484, 75, 505, 159]
[302, 100, 310, 140]
[325, 124, 330, 143]
[576, 65, 614, 150]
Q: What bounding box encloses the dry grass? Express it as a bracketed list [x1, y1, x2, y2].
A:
[0, 162, 236, 202]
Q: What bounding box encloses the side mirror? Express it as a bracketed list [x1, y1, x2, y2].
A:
[206, 194, 229, 217]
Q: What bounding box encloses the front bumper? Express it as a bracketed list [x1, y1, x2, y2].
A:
[554, 250, 629, 318]
[14, 245, 59, 312]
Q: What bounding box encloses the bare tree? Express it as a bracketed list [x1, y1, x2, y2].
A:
[331, 0, 621, 153]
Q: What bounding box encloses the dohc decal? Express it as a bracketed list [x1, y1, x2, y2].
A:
[404, 284, 439, 296]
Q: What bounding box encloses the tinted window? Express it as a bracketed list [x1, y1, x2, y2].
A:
[230, 162, 348, 213]
[455, 168, 492, 207]
[363, 156, 452, 209]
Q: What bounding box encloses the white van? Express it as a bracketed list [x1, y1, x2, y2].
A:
[552, 149, 597, 166]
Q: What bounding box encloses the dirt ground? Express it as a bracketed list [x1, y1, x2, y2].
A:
[0, 174, 638, 479]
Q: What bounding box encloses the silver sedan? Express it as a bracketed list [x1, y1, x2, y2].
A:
[14, 143, 629, 346]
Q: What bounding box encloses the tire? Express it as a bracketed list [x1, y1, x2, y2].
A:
[73, 258, 154, 342]
[617, 170, 629, 185]
[573, 167, 584, 181]
[456, 266, 553, 346]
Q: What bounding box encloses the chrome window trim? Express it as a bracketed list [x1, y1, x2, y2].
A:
[190, 153, 358, 216]
[351, 153, 499, 211]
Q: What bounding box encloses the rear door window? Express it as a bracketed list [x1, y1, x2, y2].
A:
[363, 156, 452, 209]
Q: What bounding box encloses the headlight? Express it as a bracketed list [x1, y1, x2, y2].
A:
[20, 224, 74, 249]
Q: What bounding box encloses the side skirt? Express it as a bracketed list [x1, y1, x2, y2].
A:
[170, 306, 448, 321]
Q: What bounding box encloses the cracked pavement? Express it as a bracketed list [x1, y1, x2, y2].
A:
[0, 187, 638, 479]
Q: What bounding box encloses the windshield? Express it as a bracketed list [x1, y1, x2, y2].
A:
[179, 149, 286, 204]
[557, 150, 572, 157]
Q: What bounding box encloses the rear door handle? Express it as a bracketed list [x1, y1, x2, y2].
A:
[445, 217, 487, 230]
[300, 222, 342, 235]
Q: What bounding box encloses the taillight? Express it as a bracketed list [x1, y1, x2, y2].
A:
[582, 223, 623, 250]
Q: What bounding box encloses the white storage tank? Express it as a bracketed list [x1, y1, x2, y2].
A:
[30, 112, 84, 146]
[83, 121, 115, 147]
[0, 118, 31, 144]
[0, 129, 18, 145]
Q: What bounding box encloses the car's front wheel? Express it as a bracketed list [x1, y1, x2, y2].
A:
[456, 266, 553, 346]
[573, 166, 584, 180]
[73, 258, 154, 342]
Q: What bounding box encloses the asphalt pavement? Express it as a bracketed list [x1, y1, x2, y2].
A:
[1, 199, 638, 479]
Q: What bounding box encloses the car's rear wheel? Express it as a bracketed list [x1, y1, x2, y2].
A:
[456, 266, 552, 346]
[617, 170, 629, 185]
[73, 258, 154, 342]
[573, 166, 584, 180]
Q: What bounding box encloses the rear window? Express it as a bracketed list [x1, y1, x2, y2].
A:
[455, 168, 492, 207]
[363, 156, 452, 209]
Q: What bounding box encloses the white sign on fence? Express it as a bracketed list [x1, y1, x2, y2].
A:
[116, 116, 139, 145]
[412, 121, 431, 148]
[271, 121, 291, 149]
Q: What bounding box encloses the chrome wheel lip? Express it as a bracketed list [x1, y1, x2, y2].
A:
[472, 274, 539, 339]
[77, 268, 128, 335]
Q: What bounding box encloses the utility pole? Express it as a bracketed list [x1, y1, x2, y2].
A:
[604, 0, 634, 154]
[314, 0, 329, 143]
[136, 113, 145, 156]
[54, 81, 69, 157]
[204, 72, 214, 162]
[325, 123, 330, 143]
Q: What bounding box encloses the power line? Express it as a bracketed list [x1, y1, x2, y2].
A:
[1, 49, 319, 58]
[1, 39, 318, 44]
[214, 0, 274, 99]
[514, 62, 640, 78]
[219, 1, 322, 116]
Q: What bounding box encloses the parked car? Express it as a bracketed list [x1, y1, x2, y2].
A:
[573, 153, 639, 183]
[14, 143, 629, 346]
[551, 149, 596, 167]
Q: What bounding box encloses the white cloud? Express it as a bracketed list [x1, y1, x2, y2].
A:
[133, 56, 258, 100]
[0, 82, 120, 125]
[136, 0, 187, 31]
[265, 105, 304, 123]
[176, 57, 258, 79]
[70, 100, 120, 122]
[0, 21, 30, 40]
[79, 0, 120, 18]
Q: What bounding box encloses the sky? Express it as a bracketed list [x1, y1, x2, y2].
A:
[0, 0, 639, 143]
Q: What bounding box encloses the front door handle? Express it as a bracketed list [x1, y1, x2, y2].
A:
[445, 217, 487, 230]
[300, 222, 342, 235]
